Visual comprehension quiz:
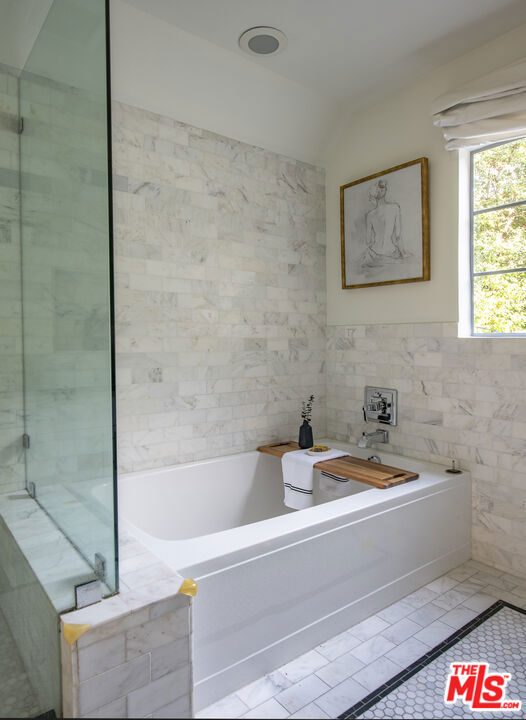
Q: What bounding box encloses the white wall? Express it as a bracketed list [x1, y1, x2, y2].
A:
[324, 23, 526, 579]
[325, 22, 526, 326]
[109, 0, 337, 166]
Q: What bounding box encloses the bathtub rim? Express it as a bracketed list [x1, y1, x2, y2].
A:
[117, 440, 470, 577]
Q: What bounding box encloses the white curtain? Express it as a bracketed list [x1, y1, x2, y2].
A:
[432, 57, 526, 150]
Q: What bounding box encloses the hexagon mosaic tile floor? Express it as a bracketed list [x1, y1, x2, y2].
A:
[350, 603, 526, 719]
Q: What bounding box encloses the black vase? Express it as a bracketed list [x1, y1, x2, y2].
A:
[298, 421, 313, 449]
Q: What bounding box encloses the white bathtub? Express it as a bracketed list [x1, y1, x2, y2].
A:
[118, 441, 471, 710]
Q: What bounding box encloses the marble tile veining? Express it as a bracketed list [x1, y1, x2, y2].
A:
[112, 101, 327, 473]
[61, 526, 192, 719]
[326, 322, 526, 579]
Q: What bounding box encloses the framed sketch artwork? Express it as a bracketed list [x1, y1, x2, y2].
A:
[340, 157, 429, 289]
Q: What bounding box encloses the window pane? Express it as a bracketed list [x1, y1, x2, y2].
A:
[473, 271, 526, 334]
[473, 136, 526, 211]
[473, 204, 526, 273]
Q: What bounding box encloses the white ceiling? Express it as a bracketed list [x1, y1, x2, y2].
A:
[121, 0, 526, 109]
[0, 0, 52, 69]
[2, 0, 526, 165]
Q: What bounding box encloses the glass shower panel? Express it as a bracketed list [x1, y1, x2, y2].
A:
[20, 0, 118, 596]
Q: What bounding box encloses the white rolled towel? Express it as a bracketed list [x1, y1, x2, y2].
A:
[282, 448, 349, 510]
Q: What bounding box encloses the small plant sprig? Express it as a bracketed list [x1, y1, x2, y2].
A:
[301, 395, 315, 424]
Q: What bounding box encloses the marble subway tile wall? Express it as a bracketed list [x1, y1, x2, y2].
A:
[0, 63, 23, 494]
[112, 102, 326, 472]
[15, 68, 117, 575]
[61, 533, 193, 719]
[62, 592, 192, 719]
[327, 322, 526, 579]
[19, 69, 114, 492]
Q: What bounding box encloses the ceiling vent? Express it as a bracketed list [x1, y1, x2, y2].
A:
[239, 27, 287, 56]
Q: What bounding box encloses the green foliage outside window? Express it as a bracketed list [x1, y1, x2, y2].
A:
[472, 137, 526, 334]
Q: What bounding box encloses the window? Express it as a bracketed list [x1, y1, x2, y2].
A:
[470, 137, 526, 335]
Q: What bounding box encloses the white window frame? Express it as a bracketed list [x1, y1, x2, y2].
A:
[464, 137, 526, 337]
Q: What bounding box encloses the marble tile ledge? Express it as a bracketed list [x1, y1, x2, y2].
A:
[0, 490, 94, 613]
[60, 529, 193, 719]
[0, 488, 191, 623]
[60, 526, 189, 643]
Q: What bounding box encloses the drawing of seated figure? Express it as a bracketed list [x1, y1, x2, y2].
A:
[361, 179, 411, 269]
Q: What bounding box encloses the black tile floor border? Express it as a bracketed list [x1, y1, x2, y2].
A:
[339, 600, 526, 719]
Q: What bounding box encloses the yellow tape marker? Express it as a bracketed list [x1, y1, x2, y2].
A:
[63, 623, 91, 645]
[178, 578, 198, 597]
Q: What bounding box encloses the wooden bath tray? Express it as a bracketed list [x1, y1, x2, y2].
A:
[257, 442, 419, 489]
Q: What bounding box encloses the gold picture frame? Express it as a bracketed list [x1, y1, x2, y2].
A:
[340, 157, 429, 289]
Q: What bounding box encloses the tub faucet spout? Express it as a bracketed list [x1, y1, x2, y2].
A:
[358, 429, 389, 448]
